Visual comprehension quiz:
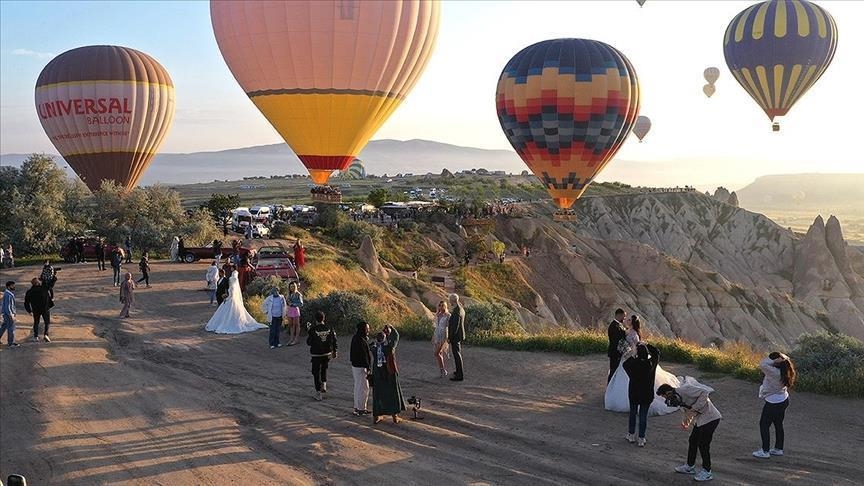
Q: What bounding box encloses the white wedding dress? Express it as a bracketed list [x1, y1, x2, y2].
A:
[605, 330, 680, 416]
[205, 271, 267, 334]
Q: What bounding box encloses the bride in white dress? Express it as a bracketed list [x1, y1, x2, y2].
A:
[605, 316, 680, 416]
[205, 270, 267, 334]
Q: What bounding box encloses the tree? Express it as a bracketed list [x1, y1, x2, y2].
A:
[205, 192, 240, 224]
[491, 240, 506, 258]
[367, 188, 390, 207]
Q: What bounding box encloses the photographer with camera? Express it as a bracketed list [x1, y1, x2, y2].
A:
[657, 382, 722, 482]
[370, 325, 405, 424]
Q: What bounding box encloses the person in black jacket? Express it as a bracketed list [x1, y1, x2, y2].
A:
[24, 278, 53, 342]
[95, 239, 106, 271]
[608, 308, 627, 383]
[307, 310, 337, 401]
[448, 293, 466, 381]
[350, 321, 372, 415]
[623, 343, 660, 446]
[215, 269, 229, 305]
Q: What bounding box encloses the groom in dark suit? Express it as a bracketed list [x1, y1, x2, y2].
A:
[215, 269, 229, 305]
[448, 293, 466, 381]
[607, 308, 627, 383]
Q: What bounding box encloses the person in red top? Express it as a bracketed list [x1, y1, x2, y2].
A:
[293, 239, 306, 270]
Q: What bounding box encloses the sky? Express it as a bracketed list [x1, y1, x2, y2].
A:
[1, 0, 862, 189]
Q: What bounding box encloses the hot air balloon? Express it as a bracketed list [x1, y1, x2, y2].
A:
[703, 84, 717, 98]
[633, 116, 651, 142]
[35, 45, 175, 192]
[496, 39, 640, 221]
[636, 0, 647, 6]
[703, 67, 720, 85]
[723, 0, 837, 131]
[211, 1, 440, 189]
[345, 159, 366, 179]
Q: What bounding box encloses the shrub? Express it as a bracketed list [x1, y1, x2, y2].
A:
[244, 295, 268, 324]
[245, 275, 292, 298]
[334, 220, 383, 248]
[335, 255, 359, 270]
[302, 290, 381, 335]
[791, 332, 864, 398]
[399, 313, 434, 341]
[465, 301, 525, 338]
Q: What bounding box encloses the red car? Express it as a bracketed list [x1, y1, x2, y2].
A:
[250, 245, 299, 282]
[59, 237, 118, 263]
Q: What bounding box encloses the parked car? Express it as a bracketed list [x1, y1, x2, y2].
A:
[250, 223, 270, 239]
[250, 245, 299, 282]
[179, 244, 220, 263]
[59, 237, 118, 263]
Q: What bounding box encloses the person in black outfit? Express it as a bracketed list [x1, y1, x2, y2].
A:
[95, 239, 106, 271]
[307, 310, 338, 401]
[350, 320, 373, 415]
[215, 269, 229, 305]
[24, 278, 53, 342]
[623, 343, 659, 446]
[448, 293, 466, 381]
[110, 246, 123, 286]
[607, 308, 627, 383]
[136, 253, 151, 287]
[75, 238, 85, 263]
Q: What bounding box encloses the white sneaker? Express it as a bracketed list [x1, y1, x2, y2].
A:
[625, 433, 636, 444]
[675, 464, 696, 474]
[694, 469, 714, 482]
[33, 336, 40, 342]
[270, 346, 276, 349]
[752, 449, 771, 458]
[769, 448, 784, 456]
[43, 335, 51, 343]
[637, 438, 646, 447]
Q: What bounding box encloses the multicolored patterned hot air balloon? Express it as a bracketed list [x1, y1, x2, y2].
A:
[703, 84, 717, 98]
[345, 159, 366, 179]
[211, 0, 440, 185]
[35, 45, 175, 191]
[723, 0, 837, 130]
[496, 39, 640, 217]
[704, 67, 720, 85]
[633, 115, 651, 142]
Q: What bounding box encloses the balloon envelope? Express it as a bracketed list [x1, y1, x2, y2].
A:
[211, 0, 440, 184]
[35, 45, 175, 191]
[703, 67, 720, 84]
[496, 38, 640, 210]
[703, 83, 716, 98]
[633, 115, 651, 141]
[723, 0, 837, 123]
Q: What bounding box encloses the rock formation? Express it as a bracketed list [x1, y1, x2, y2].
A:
[727, 191, 739, 207]
[357, 235, 386, 278]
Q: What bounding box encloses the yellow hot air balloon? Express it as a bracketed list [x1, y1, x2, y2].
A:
[633, 115, 651, 142]
[703, 83, 716, 98]
[35, 45, 175, 191]
[703, 67, 720, 85]
[211, 0, 440, 185]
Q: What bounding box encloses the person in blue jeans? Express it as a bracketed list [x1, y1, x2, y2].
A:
[1, 281, 19, 347]
[623, 343, 660, 447]
[110, 247, 123, 286]
[262, 287, 287, 349]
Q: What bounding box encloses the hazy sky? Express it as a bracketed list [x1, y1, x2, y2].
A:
[1, 0, 862, 188]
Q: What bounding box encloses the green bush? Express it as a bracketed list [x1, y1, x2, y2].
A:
[244, 295, 268, 324]
[333, 219, 383, 248]
[792, 332, 864, 398]
[399, 314, 433, 341]
[302, 290, 381, 335]
[465, 301, 525, 338]
[245, 275, 292, 298]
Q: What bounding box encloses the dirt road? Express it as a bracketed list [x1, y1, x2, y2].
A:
[1, 262, 861, 485]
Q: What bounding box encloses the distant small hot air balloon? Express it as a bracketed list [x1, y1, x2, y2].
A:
[633, 116, 651, 142]
[703, 67, 720, 85]
[211, 1, 440, 186]
[496, 39, 640, 220]
[703, 84, 717, 98]
[35, 45, 175, 191]
[724, 0, 838, 130]
[636, 0, 647, 6]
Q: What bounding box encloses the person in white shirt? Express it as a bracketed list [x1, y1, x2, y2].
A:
[753, 352, 796, 458]
[205, 261, 219, 305]
[262, 287, 288, 349]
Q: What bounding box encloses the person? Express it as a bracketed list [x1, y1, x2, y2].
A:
[448, 293, 466, 381]
[307, 310, 337, 401]
[606, 316, 679, 416]
[262, 287, 288, 349]
[119, 272, 135, 318]
[244, 223, 253, 240]
[170, 236, 179, 262]
[293, 239, 306, 270]
[124, 235, 133, 264]
[623, 343, 660, 446]
[205, 270, 267, 334]
[136, 253, 151, 288]
[75, 238, 85, 263]
[213, 239, 223, 263]
[753, 352, 796, 458]
[205, 261, 220, 305]
[4, 244, 14, 268]
[370, 325, 406, 424]
[177, 237, 186, 262]
[25, 278, 53, 342]
[237, 254, 253, 293]
[350, 321, 372, 416]
[658, 381, 722, 482]
[1, 281, 19, 347]
[215, 269, 230, 306]
[40, 260, 57, 298]
[95, 239, 106, 271]
[608, 308, 627, 383]
[110, 246, 123, 287]
[432, 300, 450, 378]
[286, 281, 304, 345]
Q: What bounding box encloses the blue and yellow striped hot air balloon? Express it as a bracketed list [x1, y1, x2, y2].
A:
[723, 0, 837, 131]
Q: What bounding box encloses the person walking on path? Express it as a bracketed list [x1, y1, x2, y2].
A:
[1, 281, 19, 347]
[170, 236, 179, 262]
[262, 288, 288, 349]
[370, 325, 406, 424]
[608, 308, 627, 383]
[350, 321, 372, 416]
[95, 239, 106, 271]
[177, 237, 186, 262]
[447, 293, 466, 381]
[110, 246, 123, 286]
[4, 244, 14, 268]
[205, 261, 219, 305]
[286, 281, 303, 345]
[752, 352, 796, 458]
[307, 311, 337, 401]
[136, 253, 151, 288]
[124, 235, 133, 264]
[24, 278, 53, 343]
[623, 343, 660, 446]
[658, 382, 722, 482]
[119, 272, 135, 318]
[432, 300, 450, 378]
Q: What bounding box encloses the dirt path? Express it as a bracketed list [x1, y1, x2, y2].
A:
[1, 262, 861, 485]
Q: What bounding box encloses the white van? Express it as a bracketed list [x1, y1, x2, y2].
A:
[250, 205, 271, 221]
[231, 207, 253, 233]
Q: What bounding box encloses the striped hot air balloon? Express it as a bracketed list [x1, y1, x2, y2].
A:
[345, 159, 366, 179]
[496, 39, 640, 215]
[633, 116, 651, 142]
[35, 45, 175, 191]
[211, 0, 440, 185]
[723, 0, 838, 130]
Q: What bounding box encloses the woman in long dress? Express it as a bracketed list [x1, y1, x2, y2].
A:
[205, 270, 267, 334]
[432, 300, 450, 378]
[605, 315, 679, 416]
[371, 325, 405, 424]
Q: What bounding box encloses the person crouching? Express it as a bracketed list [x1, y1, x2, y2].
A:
[657, 382, 722, 482]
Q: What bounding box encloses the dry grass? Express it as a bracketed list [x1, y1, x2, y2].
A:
[454, 262, 536, 309]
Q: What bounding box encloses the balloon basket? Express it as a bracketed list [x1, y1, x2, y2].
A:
[553, 210, 577, 222]
[310, 186, 342, 203]
[772, 122, 780, 132]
